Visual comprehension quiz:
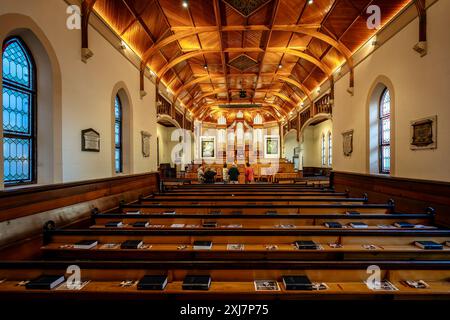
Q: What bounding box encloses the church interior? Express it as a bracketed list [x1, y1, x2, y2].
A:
[0, 0, 449, 313]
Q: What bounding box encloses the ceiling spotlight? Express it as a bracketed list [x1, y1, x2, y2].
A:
[278, 64, 283, 69]
[203, 64, 208, 70]
[119, 40, 129, 50]
[182, 0, 189, 8]
[301, 102, 305, 107]
[308, 0, 314, 5]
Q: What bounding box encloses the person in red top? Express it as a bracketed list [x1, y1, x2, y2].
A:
[245, 162, 254, 184]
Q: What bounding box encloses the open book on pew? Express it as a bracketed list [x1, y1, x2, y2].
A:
[162, 210, 176, 215]
[193, 241, 212, 250]
[73, 240, 98, 249]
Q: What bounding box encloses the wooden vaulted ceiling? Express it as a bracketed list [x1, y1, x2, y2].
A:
[93, 0, 412, 122]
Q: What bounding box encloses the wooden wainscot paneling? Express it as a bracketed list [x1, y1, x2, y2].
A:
[0, 173, 159, 223]
[331, 171, 450, 227]
[0, 173, 160, 259]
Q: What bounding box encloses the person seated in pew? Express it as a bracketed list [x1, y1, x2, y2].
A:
[228, 163, 240, 184]
[204, 167, 217, 184]
[197, 164, 205, 183]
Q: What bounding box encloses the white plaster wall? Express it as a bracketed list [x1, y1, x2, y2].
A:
[333, 0, 450, 182]
[0, 0, 158, 184]
[284, 130, 299, 163]
[302, 119, 332, 168]
[156, 124, 178, 165]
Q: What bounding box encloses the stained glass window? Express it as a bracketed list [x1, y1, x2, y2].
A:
[321, 134, 326, 166]
[114, 95, 123, 173]
[2, 37, 36, 185]
[328, 132, 332, 166]
[379, 89, 391, 174]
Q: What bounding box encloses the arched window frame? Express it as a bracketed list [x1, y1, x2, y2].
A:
[2, 36, 37, 185]
[327, 131, 332, 167]
[114, 95, 123, 173]
[321, 133, 326, 166]
[379, 88, 391, 174]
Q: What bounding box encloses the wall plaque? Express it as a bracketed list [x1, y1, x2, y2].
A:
[81, 128, 100, 152]
[410, 115, 437, 150]
[141, 131, 152, 157]
[342, 129, 353, 157]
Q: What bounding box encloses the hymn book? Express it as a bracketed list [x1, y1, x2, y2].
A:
[25, 275, 65, 290]
[414, 241, 443, 250]
[182, 275, 211, 290]
[120, 240, 144, 249]
[282, 275, 313, 291]
[137, 275, 168, 290]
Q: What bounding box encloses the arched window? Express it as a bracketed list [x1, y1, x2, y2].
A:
[328, 132, 332, 167]
[114, 95, 123, 173]
[321, 133, 326, 166]
[379, 89, 391, 174]
[2, 37, 36, 185]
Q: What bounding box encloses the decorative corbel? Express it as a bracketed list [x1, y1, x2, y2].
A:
[81, 0, 96, 63]
[347, 70, 354, 96]
[413, 0, 427, 57]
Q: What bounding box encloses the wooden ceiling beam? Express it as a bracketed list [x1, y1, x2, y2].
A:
[202, 106, 280, 122]
[122, 0, 192, 101]
[413, 0, 427, 56]
[196, 101, 288, 120]
[155, 48, 331, 90]
[178, 73, 312, 107]
[253, 0, 280, 105]
[213, 0, 230, 103]
[265, 0, 308, 106]
[81, 0, 97, 62]
[140, 24, 353, 72]
[189, 89, 294, 116]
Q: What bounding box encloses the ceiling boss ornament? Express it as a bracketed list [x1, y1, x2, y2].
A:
[223, 0, 273, 17]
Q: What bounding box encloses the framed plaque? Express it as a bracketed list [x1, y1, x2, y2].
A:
[264, 135, 280, 158]
[141, 131, 152, 157]
[342, 129, 353, 157]
[410, 115, 437, 150]
[81, 128, 100, 152]
[201, 136, 216, 159]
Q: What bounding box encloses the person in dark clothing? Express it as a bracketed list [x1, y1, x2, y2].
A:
[228, 164, 240, 184]
[203, 167, 217, 184]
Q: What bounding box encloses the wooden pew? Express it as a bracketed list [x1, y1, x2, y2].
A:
[150, 192, 348, 199]
[1, 261, 449, 300]
[138, 196, 368, 206]
[40, 228, 450, 261]
[119, 203, 395, 215]
[91, 212, 434, 230]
